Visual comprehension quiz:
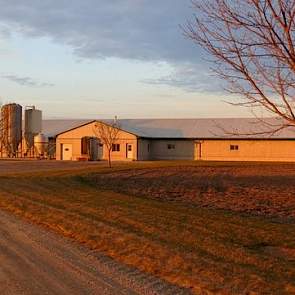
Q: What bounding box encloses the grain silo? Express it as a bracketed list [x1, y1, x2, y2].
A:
[1, 103, 22, 157]
[34, 133, 48, 158]
[24, 106, 42, 150]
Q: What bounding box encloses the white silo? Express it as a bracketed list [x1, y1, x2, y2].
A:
[1, 103, 22, 157]
[24, 106, 42, 151]
[34, 133, 48, 157]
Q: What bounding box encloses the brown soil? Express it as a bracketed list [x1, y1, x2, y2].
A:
[91, 163, 295, 219]
[1, 161, 295, 294]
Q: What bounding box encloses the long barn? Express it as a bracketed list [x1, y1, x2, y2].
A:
[43, 118, 295, 162]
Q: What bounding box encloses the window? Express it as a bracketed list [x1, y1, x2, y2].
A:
[167, 144, 176, 150]
[112, 144, 120, 152]
[230, 145, 239, 151]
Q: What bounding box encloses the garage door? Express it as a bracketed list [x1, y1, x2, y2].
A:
[62, 144, 73, 160]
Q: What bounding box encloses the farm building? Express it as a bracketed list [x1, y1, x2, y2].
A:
[48, 118, 295, 162]
[7, 102, 293, 162]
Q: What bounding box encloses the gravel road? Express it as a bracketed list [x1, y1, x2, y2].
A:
[0, 210, 191, 295]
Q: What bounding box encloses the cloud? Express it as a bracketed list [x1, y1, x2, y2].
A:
[0, 1, 223, 94]
[2, 74, 54, 87]
[142, 64, 224, 93]
[0, 0, 199, 63]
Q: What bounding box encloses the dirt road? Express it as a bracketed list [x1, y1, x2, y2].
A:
[0, 210, 189, 295]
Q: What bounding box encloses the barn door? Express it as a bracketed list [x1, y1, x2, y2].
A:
[126, 144, 133, 159]
[62, 144, 72, 160]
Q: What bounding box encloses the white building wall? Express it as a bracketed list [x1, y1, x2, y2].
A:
[150, 140, 195, 160]
[198, 139, 295, 162]
[56, 121, 138, 161]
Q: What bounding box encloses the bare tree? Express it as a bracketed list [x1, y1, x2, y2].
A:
[94, 119, 120, 168]
[185, 0, 295, 133]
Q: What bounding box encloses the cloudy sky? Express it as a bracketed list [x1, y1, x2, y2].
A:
[0, 0, 250, 119]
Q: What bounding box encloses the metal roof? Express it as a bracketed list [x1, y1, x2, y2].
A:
[42, 118, 295, 139]
[42, 119, 92, 137]
[105, 118, 295, 139]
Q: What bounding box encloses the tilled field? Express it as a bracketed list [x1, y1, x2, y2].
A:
[91, 164, 295, 219]
[1, 161, 295, 294]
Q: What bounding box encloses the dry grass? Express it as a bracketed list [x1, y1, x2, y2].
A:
[0, 161, 295, 294]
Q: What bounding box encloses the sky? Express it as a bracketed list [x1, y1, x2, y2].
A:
[0, 0, 251, 119]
